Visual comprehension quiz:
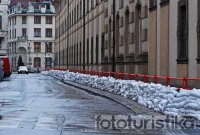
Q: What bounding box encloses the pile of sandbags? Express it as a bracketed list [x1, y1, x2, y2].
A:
[48, 70, 200, 119]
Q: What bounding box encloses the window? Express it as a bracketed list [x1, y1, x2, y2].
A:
[91, 0, 94, 9]
[22, 28, 27, 37]
[46, 42, 52, 53]
[77, 5, 79, 20]
[91, 37, 94, 64]
[87, 0, 89, 13]
[12, 17, 16, 25]
[76, 44, 78, 65]
[101, 34, 105, 58]
[96, 35, 99, 64]
[34, 28, 41, 37]
[14, 29, 16, 38]
[9, 30, 11, 39]
[34, 16, 41, 24]
[160, 0, 169, 4]
[46, 16, 52, 24]
[79, 42, 82, 64]
[177, 0, 188, 63]
[0, 16, 2, 29]
[80, 1, 82, 18]
[22, 16, 27, 24]
[87, 39, 89, 64]
[46, 28, 52, 37]
[149, 0, 157, 9]
[34, 42, 41, 53]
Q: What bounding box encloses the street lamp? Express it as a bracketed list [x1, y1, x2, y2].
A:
[26, 40, 32, 70]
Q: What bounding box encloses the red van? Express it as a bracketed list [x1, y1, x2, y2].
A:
[0, 56, 12, 78]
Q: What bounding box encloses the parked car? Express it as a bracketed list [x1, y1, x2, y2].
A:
[0, 59, 4, 80]
[18, 66, 28, 75]
[0, 56, 12, 78]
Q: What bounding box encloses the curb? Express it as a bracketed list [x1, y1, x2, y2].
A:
[50, 75, 161, 116]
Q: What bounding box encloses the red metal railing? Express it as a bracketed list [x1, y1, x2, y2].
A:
[47, 68, 200, 90]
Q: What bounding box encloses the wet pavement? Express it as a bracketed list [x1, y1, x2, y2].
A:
[0, 73, 199, 135]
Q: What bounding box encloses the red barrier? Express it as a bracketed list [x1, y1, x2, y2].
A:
[50, 68, 200, 90]
[115, 72, 119, 80]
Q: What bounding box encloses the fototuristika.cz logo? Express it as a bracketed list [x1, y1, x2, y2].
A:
[95, 115, 197, 130]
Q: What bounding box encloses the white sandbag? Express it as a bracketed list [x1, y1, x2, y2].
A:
[184, 103, 200, 111]
[163, 111, 180, 116]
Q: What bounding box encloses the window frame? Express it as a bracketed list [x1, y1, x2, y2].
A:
[34, 28, 41, 37]
[34, 16, 41, 24]
[177, 0, 189, 64]
[45, 28, 53, 37]
[22, 16, 27, 24]
[46, 16, 52, 24]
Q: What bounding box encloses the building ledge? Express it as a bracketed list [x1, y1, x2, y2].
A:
[177, 58, 189, 64]
[149, 6, 157, 12]
[160, 0, 170, 7]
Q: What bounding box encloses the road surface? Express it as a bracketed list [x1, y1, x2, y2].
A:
[0, 73, 199, 135]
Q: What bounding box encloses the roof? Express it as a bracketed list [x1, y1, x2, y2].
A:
[10, 0, 52, 6]
[9, 0, 54, 14]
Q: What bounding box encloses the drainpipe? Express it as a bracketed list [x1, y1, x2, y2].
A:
[112, 0, 116, 73]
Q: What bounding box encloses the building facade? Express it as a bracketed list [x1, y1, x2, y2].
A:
[8, 0, 56, 71]
[149, 0, 200, 79]
[53, 0, 149, 74]
[54, 0, 200, 79]
[0, 0, 10, 55]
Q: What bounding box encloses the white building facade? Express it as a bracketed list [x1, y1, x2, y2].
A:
[0, 0, 10, 55]
[8, 0, 56, 71]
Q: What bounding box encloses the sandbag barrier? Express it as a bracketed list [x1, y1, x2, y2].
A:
[48, 70, 200, 119]
[46, 68, 200, 90]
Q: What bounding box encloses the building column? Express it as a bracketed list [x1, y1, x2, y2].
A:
[160, 1, 170, 76]
[148, 0, 157, 75]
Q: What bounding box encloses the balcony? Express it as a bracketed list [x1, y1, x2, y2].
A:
[17, 36, 28, 41]
[0, 30, 8, 38]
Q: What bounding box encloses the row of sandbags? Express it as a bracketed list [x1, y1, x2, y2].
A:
[48, 70, 200, 119]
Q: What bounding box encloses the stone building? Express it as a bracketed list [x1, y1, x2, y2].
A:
[8, 0, 56, 71]
[0, 0, 10, 56]
[149, 0, 200, 79]
[54, 0, 200, 80]
[53, 0, 149, 74]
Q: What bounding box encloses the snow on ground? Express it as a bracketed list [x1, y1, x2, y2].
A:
[48, 70, 200, 120]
